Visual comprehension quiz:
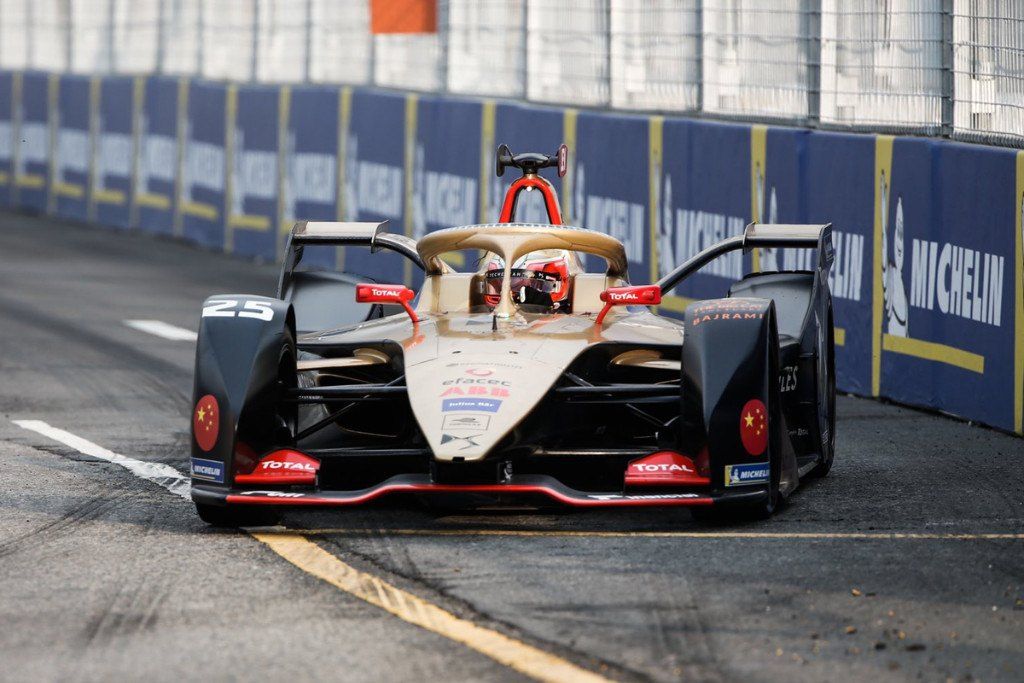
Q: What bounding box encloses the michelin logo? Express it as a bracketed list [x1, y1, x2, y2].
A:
[343, 135, 403, 221]
[724, 462, 770, 487]
[412, 142, 477, 238]
[575, 163, 645, 262]
[881, 173, 1005, 330]
[660, 173, 746, 281]
[191, 457, 225, 483]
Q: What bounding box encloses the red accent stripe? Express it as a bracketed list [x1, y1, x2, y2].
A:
[498, 176, 563, 224]
[226, 482, 713, 507]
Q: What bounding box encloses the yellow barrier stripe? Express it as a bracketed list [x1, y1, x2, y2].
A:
[52, 181, 85, 198]
[561, 109, 577, 223]
[270, 528, 1024, 541]
[336, 86, 352, 272]
[93, 188, 126, 205]
[15, 174, 45, 189]
[251, 533, 611, 683]
[276, 85, 291, 260]
[47, 73, 59, 214]
[479, 100, 495, 224]
[659, 295, 696, 313]
[882, 333, 985, 374]
[749, 125, 767, 272]
[136, 192, 171, 210]
[129, 76, 145, 227]
[87, 76, 100, 222]
[173, 77, 189, 237]
[834, 326, 846, 347]
[0, 171, 8, 185]
[11, 72, 21, 205]
[872, 136, 894, 396]
[403, 93, 418, 287]
[228, 213, 271, 231]
[224, 84, 238, 252]
[181, 200, 218, 220]
[1015, 151, 1024, 433]
[648, 115, 663, 294]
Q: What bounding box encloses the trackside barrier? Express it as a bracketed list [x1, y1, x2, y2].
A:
[0, 69, 1020, 436]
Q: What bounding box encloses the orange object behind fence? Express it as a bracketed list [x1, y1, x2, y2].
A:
[371, 0, 437, 34]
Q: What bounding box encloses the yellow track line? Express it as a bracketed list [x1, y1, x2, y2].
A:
[269, 528, 1024, 540]
[252, 533, 611, 683]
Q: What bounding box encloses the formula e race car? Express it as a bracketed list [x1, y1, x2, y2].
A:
[189, 145, 836, 526]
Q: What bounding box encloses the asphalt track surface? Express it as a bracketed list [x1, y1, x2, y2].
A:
[1, 211, 1023, 683]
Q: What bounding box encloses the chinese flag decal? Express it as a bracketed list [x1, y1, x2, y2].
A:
[193, 394, 220, 452]
[739, 398, 768, 456]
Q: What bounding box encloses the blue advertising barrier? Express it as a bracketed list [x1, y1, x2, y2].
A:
[492, 102, 565, 224]
[181, 80, 226, 249]
[659, 118, 751, 312]
[52, 75, 91, 221]
[228, 84, 279, 259]
[414, 95, 482, 276]
[875, 138, 1017, 429]
[803, 131, 875, 395]
[92, 76, 134, 228]
[0, 71, 12, 207]
[135, 76, 180, 235]
[575, 110, 650, 276]
[282, 85, 340, 269]
[16, 72, 52, 213]
[0, 68, 1020, 434]
[345, 89, 409, 284]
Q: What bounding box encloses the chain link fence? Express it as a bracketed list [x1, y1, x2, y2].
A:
[0, 0, 1019, 146]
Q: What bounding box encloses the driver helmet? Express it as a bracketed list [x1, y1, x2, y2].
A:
[484, 249, 572, 312]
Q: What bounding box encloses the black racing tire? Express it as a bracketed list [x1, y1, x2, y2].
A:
[808, 303, 836, 478]
[196, 503, 280, 528]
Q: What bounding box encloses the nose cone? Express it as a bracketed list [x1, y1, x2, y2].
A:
[405, 354, 565, 462]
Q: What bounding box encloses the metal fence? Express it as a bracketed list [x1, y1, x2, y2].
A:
[0, 0, 1020, 146]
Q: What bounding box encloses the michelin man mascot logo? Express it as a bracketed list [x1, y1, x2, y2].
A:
[659, 173, 675, 280]
[880, 172, 909, 337]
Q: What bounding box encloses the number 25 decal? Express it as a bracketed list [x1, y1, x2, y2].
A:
[202, 299, 274, 322]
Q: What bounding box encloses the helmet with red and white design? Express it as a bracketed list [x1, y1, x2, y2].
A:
[484, 250, 573, 312]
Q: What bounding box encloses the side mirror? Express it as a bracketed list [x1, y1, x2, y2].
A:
[355, 283, 418, 323]
[596, 285, 661, 325]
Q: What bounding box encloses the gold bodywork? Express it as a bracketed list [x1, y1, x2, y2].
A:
[305, 223, 684, 462]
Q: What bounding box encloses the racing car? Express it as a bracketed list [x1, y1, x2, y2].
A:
[189, 145, 836, 526]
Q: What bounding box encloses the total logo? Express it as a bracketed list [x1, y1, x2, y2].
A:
[607, 291, 640, 302]
[630, 462, 694, 474]
[256, 460, 316, 472]
[237, 490, 305, 498]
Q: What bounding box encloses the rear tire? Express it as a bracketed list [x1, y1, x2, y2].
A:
[196, 503, 280, 528]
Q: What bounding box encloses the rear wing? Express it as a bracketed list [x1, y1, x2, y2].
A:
[277, 221, 425, 297]
[656, 222, 833, 294]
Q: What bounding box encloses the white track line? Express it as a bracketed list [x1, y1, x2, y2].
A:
[124, 319, 198, 341]
[13, 420, 191, 500]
